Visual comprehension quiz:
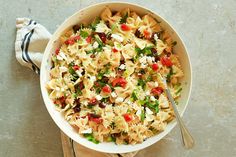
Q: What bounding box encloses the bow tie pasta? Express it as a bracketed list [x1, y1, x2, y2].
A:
[46, 7, 183, 145]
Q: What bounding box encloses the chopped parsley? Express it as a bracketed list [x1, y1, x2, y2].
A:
[120, 13, 128, 24]
[83, 133, 99, 144]
[80, 30, 89, 38]
[90, 17, 100, 31]
[141, 110, 145, 121]
[137, 79, 146, 89]
[131, 90, 138, 101]
[94, 34, 104, 47]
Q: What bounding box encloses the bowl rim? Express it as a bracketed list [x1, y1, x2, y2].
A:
[40, 1, 192, 153]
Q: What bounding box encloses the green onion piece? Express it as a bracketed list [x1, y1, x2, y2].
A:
[94, 34, 104, 47]
[137, 79, 146, 89]
[83, 133, 99, 144]
[120, 13, 128, 24]
[80, 30, 89, 38]
[131, 90, 138, 101]
[141, 110, 145, 121]
[90, 17, 101, 31]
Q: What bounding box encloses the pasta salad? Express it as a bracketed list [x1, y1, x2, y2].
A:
[46, 7, 184, 145]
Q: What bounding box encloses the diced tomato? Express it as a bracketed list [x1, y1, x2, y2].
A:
[151, 87, 163, 96]
[94, 81, 100, 87]
[73, 35, 81, 41]
[73, 65, 80, 71]
[143, 29, 151, 39]
[112, 77, 127, 88]
[91, 117, 103, 124]
[86, 36, 92, 43]
[65, 35, 80, 45]
[65, 38, 75, 45]
[161, 56, 173, 67]
[55, 48, 60, 55]
[102, 85, 111, 93]
[152, 63, 159, 71]
[112, 48, 118, 53]
[121, 24, 131, 31]
[89, 97, 97, 105]
[123, 114, 133, 122]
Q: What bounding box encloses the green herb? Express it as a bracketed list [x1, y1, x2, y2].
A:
[166, 67, 173, 83]
[111, 23, 118, 32]
[131, 90, 138, 101]
[175, 87, 182, 95]
[94, 34, 104, 47]
[83, 133, 99, 144]
[107, 136, 116, 142]
[80, 30, 89, 38]
[90, 17, 101, 31]
[135, 46, 154, 59]
[141, 110, 145, 121]
[120, 13, 128, 24]
[138, 79, 146, 89]
[146, 100, 159, 113]
[101, 97, 109, 103]
[86, 49, 95, 54]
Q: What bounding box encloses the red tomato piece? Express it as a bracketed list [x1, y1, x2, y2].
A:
[86, 36, 92, 43]
[151, 87, 164, 96]
[73, 65, 80, 71]
[102, 85, 111, 93]
[55, 48, 60, 55]
[161, 56, 173, 67]
[123, 114, 133, 122]
[152, 63, 159, 71]
[65, 39, 75, 45]
[73, 35, 81, 41]
[89, 98, 97, 105]
[112, 77, 127, 88]
[91, 117, 103, 124]
[121, 24, 131, 31]
[112, 48, 118, 53]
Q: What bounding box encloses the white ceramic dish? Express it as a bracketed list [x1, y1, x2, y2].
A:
[40, 2, 192, 153]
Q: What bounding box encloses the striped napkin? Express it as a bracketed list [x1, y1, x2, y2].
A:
[15, 18, 138, 157]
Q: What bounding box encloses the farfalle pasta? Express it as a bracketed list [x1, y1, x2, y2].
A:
[46, 7, 184, 145]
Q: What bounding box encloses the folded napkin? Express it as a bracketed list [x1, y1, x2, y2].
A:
[15, 18, 138, 157]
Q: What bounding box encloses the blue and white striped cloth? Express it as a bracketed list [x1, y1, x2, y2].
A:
[15, 18, 138, 157]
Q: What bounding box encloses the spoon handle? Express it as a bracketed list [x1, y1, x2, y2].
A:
[165, 88, 194, 149]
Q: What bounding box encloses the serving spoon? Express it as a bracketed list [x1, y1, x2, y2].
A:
[159, 74, 194, 149]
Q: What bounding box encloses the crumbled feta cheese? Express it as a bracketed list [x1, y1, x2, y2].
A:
[141, 63, 147, 68]
[59, 51, 67, 60]
[150, 96, 156, 101]
[93, 41, 99, 49]
[145, 114, 154, 122]
[119, 64, 126, 70]
[95, 95, 103, 101]
[115, 97, 124, 103]
[111, 34, 124, 42]
[126, 100, 132, 105]
[154, 34, 159, 41]
[81, 128, 92, 134]
[154, 82, 159, 87]
[136, 109, 141, 116]
[111, 92, 117, 98]
[59, 66, 68, 73]
[139, 56, 147, 64]
[151, 57, 155, 61]
[146, 56, 153, 65]
[146, 107, 153, 115]
[145, 91, 150, 95]
[90, 76, 96, 83]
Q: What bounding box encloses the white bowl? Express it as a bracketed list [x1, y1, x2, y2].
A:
[40, 2, 192, 154]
